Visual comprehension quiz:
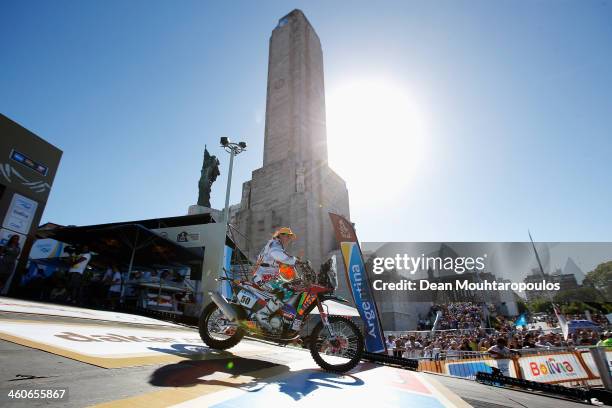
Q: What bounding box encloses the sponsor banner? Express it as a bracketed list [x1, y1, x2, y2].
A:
[2, 193, 38, 235]
[580, 351, 599, 377]
[444, 358, 516, 380]
[518, 353, 589, 383]
[152, 224, 209, 248]
[581, 350, 612, 378]
[29, 238, 66, 259]
[329, 213, 386, 353]
[221, 245, 233, 300]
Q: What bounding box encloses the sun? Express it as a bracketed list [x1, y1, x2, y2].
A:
[326, 78, 427, 204]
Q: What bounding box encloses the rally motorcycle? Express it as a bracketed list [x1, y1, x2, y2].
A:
[198, 258, 364, 373]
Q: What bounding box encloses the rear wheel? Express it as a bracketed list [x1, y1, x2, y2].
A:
[309, 315, 364, 373]
[198, 302, 244, 350]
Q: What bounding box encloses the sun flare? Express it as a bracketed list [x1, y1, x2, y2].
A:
[326, 79, 427, 203]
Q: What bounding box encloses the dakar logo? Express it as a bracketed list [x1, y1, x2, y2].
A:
[529, 357, 575, 377]
[53, 331, 200, 343]
[177, 231, 188, 242]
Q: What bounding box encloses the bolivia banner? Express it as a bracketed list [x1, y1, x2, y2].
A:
[329, 213, 386, 353]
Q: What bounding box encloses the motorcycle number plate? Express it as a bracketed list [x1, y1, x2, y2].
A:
[237, 289, 258, 309]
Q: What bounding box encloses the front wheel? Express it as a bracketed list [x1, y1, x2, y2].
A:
[309, 315, 364, 373]
[198, 302, 244, 350]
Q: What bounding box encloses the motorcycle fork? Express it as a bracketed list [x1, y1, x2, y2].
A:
[316, 299, 336, 338]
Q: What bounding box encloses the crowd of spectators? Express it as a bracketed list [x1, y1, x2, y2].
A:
[535, 311, 609, 328]
[387, 302, 611, 360]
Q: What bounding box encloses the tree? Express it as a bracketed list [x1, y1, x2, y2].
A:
[583, 261, 612, 301]
[516, 299, 529, 314]
[553, 287, 605, 303]
[559, 301, 600, 315]
[528, 298, 552, 313]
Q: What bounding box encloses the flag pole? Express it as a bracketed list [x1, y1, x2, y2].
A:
[528, 230, 568, 339]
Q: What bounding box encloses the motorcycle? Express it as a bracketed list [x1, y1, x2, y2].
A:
[198, 257, 364, 373]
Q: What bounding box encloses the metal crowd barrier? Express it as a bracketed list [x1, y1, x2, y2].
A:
[398, 347, 612, 390]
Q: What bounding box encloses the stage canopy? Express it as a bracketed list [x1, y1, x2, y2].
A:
[37, 223, 204, 274]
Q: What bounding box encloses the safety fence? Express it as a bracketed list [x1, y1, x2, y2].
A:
[392, 347, 612, 389]
[385, 329, 499, 338]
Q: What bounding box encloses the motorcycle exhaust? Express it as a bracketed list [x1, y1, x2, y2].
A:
[208, 292, 238, 321]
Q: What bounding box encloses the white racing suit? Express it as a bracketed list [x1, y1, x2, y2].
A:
[252, 238, 297, 331]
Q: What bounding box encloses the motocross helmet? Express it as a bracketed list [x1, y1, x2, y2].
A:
[273, 227, 296, 239]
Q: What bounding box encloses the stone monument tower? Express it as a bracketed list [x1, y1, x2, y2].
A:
[235, 9, 350, 269]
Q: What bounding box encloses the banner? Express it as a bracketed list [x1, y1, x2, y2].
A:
[553, 304, 569, 340]
[518, 353, 589, 383]
[444, 358, 516, 379]
[329, 213, 386, 353]
[221, 245, 233, 300]
[2, 193, 38, 235]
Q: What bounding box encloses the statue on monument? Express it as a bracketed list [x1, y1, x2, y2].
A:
[197, 146, 221, 208]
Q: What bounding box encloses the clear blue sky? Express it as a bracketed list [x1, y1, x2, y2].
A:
[1, 0, 611, 242]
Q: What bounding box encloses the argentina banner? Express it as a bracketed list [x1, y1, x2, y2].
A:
[329, 213, 386, 353]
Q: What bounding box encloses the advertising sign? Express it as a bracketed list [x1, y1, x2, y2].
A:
[2, 193, 38, 235]
[152, 225, 206, 248]
[583, 350, 612, 378]
[445, 358, 516, 380]
[518, 353, 589, 383]
[329, 213, 386, 353]
[29, 238, 65, 260]
[221, 245, 233, 300]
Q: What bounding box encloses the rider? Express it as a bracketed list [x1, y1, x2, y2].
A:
[252, 227, 299, 331]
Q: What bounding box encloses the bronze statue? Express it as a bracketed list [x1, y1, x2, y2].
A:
[197, 146, 220, 207]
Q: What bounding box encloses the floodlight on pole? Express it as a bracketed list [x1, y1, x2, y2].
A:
[218, 137, 246, 279]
